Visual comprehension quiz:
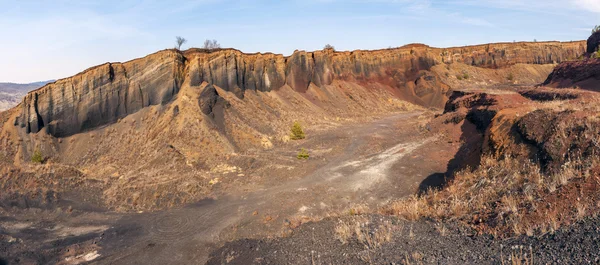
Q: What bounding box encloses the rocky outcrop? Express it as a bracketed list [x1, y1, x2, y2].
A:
[587, 31, 600, 54]
[543, 33, 600, 90]
[16, 51, 186, 137]
[13, 41, 585, 137]
[0, 81, 53, 111]
[438, 41, 584, 67]
[543, 59, 600, 89]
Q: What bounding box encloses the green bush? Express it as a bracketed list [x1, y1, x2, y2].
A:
[593, 51, 600, 59]
[297, 148, 309, 160]
[290, 121, 305, 140]
[507, 73, 514, 81]
[31, 149, 43, 164]
[463, 73, 469, 79]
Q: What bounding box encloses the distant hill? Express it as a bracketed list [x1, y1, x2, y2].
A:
[0, 80, 54, 111]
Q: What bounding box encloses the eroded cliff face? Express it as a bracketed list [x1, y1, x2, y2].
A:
[13, 41, 585, 137]
[543, 34, 600, 90]
[16, 50, 186, 137]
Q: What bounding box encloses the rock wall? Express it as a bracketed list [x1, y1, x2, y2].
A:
[587, 31, 600, 54]
[14, 41, 586, 137]
[543, 34, 600, 90]
[16, 51, 186, 137]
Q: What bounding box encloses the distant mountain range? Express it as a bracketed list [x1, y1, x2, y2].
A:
[0, 80, 54, 111]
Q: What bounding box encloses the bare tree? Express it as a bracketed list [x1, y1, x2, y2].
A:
[323, 44, 335, 51]
[176, 36, 187, 50]
[203, 39, 221, 50]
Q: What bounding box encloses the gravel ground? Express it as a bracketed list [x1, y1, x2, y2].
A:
[207, 214, 600, 264]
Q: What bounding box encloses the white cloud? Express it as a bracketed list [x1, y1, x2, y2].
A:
[450, 0, 600, 14]
[573, 0, 600, 13]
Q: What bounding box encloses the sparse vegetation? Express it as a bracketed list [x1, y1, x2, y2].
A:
[290, 121, 306, 140]
[501, 245, 534, 265]
[507, 73, 514, 81]
[31, 149, 43, 164]
[385, 152, 599, 237]
[388, 107, 600, 235]
[175, 36, 187, 50]
[334, 217, 393, 249]
[203, 39, 221, 50]
[323, 44, 335, 51]
[456, 73, 469, 80]
[297, 148, 309, 159]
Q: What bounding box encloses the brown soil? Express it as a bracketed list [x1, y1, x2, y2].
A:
[0, 110, 459, 264]
[0, 41, 591, 265]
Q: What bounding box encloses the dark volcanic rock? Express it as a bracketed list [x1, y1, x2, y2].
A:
[587, 31, 600, 54]
[543, 59, 600, 89]
[198, 84, 220, 115]
[207, 215, 600, 265]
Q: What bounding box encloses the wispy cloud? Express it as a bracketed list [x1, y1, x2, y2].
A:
[572, 0, 600, 13]
[449, 0, 600, 14]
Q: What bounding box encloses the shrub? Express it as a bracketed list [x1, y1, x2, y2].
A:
[507, 73, 514, 81]
[323, 44, 335, 51]
[592, 25, 600, 35]
[203, 39, 221, 50]
[290, 121, 305, 140]
[463, 73, 469, 79]
[175, 36, 187, 50]
[593, 51, 600, 59]
[31, 149, 43, 164]
[297, 148, 309, 159]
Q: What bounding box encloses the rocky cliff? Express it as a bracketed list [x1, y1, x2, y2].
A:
[14, 41, 585, 137]
[543, 33, 600, 90]
[0, 81, 53, 111]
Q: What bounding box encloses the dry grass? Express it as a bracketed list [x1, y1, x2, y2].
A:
[403, 251, 424, 265]
[501, 245, 534, 265]
[334, 217, 394, 249]
[384, 154, 600, 236]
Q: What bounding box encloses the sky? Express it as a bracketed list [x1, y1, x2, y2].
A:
[0, 0, 598, 83]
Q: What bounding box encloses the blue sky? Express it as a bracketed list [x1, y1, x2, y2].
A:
[0, 0, 598, 83]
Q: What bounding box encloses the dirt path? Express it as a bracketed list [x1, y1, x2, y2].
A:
[0, 111, 457, 264]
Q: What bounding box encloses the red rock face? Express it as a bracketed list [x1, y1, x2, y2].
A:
[543, 59, 600, 90]
[542, 32, 600, 90]
[13, 41, 586, 137]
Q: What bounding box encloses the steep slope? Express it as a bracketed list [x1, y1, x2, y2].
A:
[0, 41, 586, 211]
[544, 32, 600, 90]
[14, 41, 584, 138]
[0, 81, 53, 111]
